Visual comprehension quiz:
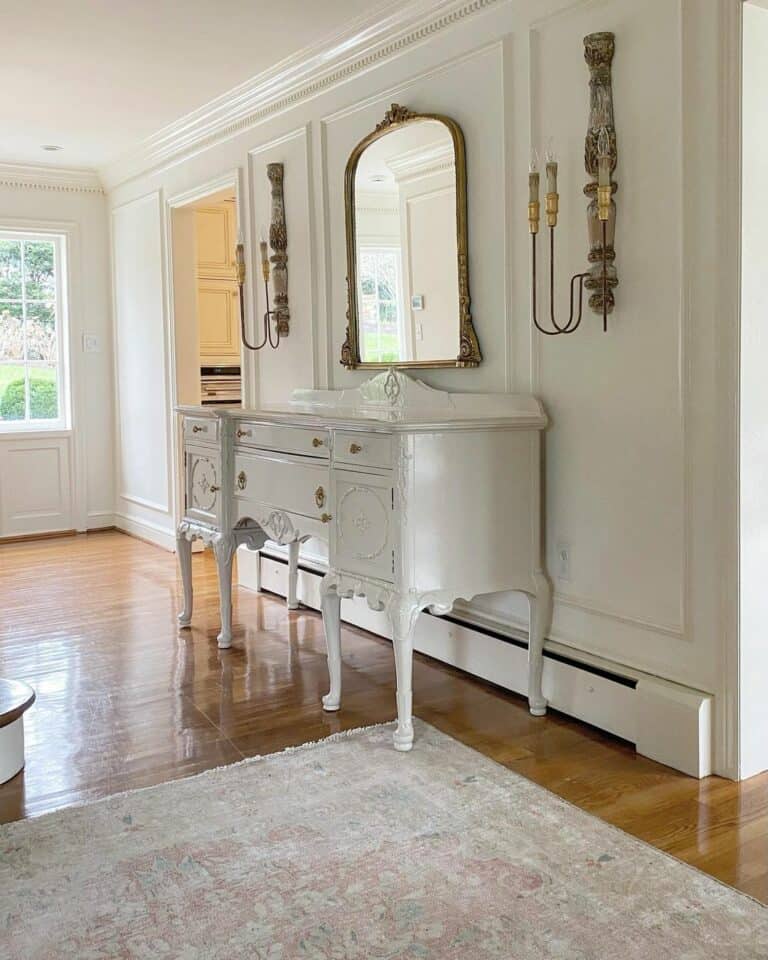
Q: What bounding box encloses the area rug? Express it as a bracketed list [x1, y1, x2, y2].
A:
[1, 721, 766, 959]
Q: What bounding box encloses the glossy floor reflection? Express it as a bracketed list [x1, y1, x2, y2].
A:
[0, 530, 766, 903]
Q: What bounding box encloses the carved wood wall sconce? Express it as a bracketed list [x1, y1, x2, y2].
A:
[530, 31, 618, 336]
[239, 161, 290, 351]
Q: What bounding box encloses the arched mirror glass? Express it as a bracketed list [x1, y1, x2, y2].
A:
[341, 104, 481, 369]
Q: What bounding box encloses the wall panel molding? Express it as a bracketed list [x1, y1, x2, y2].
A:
[248, 126, 316, 402]
[526, 2, 688, 667]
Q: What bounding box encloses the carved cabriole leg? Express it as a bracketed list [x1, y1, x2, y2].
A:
[213, 536, 236, 650]
[389, 595, 420, 752]
[320, 576, 342, 712]
[176, 529, 193, 628]
[527, 571, 553, 716]
[287, 540, 300, 610]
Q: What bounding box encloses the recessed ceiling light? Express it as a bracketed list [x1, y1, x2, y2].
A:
[41, 144, 63, 152]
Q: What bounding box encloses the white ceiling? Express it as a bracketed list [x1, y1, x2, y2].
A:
[0, 0, 404, 171]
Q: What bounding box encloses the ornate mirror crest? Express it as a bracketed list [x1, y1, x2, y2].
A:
[341, 103, 481, 370]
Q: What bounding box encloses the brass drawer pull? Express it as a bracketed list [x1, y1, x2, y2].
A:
[312, 437, 325, 448]
[315, 486, 325, 508]
[320, 513, 332, 524]
[236, 428, 252, 439]
[192, 424, 206, 434]
[237, 471, 247, 491]
[349, 442, 362, 454]
[209, 484, 221, 493]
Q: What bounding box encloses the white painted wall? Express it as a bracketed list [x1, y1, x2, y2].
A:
[0, 180, 113, 535]
[104, 0, 739, 775]
[740, 0, 768, 780]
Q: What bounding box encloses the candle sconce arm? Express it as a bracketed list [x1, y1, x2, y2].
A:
[530, 229, 592, 337]
[239, 276, 282, 352]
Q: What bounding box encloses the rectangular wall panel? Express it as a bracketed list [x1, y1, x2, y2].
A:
[112, 192, 172, 539]
[0, 438, 72, 535]
[249, 127, 316, 405]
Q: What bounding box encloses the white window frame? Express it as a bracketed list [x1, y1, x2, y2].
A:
[0, 229, 71, 434]
[357, 244, 406, 364]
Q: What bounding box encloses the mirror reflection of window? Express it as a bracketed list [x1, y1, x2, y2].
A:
[358, 247, 404, 364]
[354, 119, 458, 365]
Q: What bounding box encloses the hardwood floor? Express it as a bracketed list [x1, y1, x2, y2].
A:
[0, 530, 766, 903]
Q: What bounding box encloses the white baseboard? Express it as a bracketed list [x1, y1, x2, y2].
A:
[114, 512, 176, 552]
[86, 510, 116, 530]
[246, 549, 713, 779]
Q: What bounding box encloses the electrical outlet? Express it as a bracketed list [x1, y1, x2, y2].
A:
[556, 542, 571, 581]
[82, 333, 100, 353]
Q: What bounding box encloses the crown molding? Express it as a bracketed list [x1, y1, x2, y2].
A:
[387, 138, 455, 182]
[99, 0, 503, 191]
[0, 162, 103, 194]
[355, 189, 400, 214]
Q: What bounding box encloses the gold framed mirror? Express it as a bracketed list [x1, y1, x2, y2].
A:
[340, 103, 481, 369]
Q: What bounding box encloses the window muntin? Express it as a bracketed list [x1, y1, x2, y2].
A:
[0, 233, 68, 430]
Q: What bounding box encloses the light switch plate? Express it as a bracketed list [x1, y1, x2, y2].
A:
[82, 333, 100, 353]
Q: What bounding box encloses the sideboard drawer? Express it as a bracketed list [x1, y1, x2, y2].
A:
[234, 452, 329, 521]
[334, 431, 392, 470]
[184, 417, 218, 443]
[234, 422, 329, 459]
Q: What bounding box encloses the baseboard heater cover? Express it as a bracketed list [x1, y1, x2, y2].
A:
[241, 548, 712, 779]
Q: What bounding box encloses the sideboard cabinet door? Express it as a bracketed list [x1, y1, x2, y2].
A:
[331, 470, 394, 583]
[185, 448, 222, 526]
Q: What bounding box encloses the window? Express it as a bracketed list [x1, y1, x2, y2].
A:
[358, 247, 404, 363]
[0, 232, 68, 430]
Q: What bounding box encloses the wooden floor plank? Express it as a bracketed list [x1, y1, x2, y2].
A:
[0, 530, 765, 903]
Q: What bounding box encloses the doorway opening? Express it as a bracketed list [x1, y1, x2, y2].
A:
[169, 185, 242, 411]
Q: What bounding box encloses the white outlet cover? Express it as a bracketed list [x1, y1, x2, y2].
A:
[82, 333, 100, 353]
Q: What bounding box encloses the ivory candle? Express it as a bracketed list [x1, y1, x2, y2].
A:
[529, 149, 539, 202]
[529, 170, 539, 204]
[545, 159, 558, 195]
[259, 232, 270, 282]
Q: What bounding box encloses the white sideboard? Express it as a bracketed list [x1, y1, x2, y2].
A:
[175, 370, 550, 751]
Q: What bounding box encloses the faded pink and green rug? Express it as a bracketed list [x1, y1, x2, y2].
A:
[1, 720, 765, 958]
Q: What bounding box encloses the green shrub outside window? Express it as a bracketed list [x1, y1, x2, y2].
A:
[0, 378, 58, 421]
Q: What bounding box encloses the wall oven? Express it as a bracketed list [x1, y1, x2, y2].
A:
[200, 366, 241, 406]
